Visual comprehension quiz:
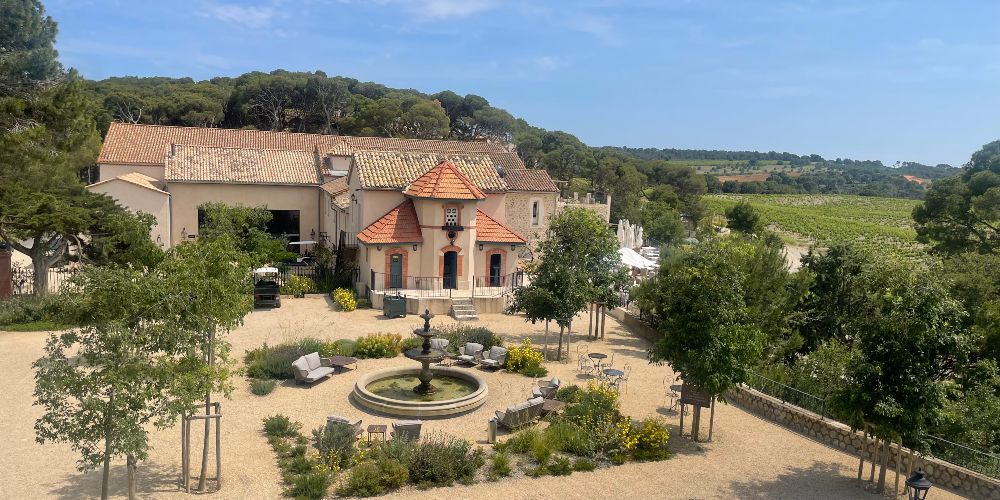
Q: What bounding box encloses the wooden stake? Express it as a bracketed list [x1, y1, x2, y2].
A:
[707, 399, 716, 442]
[857, 425, 867, 487]
[588, 303, 594, 338]
[894, 437, 902, 497]
[679, 403, 685, 438]
[868, 431, 877, 485]
[215, 403, 222, 489]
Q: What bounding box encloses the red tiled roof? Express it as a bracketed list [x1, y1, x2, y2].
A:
[504, 168, 558, 192]
[357, 199, 423, 244]
[165, 145, 321, 184]
[404, 160, 487, 200]
[475, 209, 527, 244]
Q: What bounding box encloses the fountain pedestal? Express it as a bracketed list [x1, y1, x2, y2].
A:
[404, 310, 447, 395]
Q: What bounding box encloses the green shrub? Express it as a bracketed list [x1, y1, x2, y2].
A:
[285, 471, 330, 500]
[546, 420, 595, 457]
[337, 462, 384, 497]
[281, 275, 314, 296]
[356, 297, 372, 309]
[312, 422, 357, 469]
[250, 379, 277, 396]
[530, 435, 553, 466]
[0, 295, 67, 327]
[244, 338, 353, 379]
[490, 450, 511, 478]
[401, 336, 423, 351]
[507, 428, 541, 454]
[631, 418, 671, 461]
[406, 433, 482, 486]
[355, 333, 403, 359]
[333, 339, 357, 357]
[263, 415, 301, 438]
[281, 454, 313, 474]
[548, 456, 572, 476]
[333, 288, 357, 311]
[505, 339, 547, 377]
[439, 324, 503, 354]
[554, 385, 584, 403]
[572, 457, 596, 471]
[376, 457, 410, 490]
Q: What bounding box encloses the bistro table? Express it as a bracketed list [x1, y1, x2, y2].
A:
[603, 368, 624, 386]
[541, 399, 568, 416]
[366, 424, 387, 443]
[588, 352, 607, 368]
[329, 355, 358, 372]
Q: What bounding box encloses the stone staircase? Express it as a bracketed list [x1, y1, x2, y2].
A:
[450, 297, 478, 321]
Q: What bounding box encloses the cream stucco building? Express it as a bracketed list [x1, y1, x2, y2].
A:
[89, 123, 562, 314]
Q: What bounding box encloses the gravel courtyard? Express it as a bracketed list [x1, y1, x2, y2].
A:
[0, 295, 964, 499]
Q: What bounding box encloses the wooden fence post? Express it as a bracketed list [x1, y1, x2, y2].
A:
[0, 248, 12, 298]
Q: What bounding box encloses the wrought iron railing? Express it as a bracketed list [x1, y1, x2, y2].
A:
[744, 371, 1000, 479]
[369, 272, 449, 298]
[10, 265, 79, 295]
[472, 271, 523, 297]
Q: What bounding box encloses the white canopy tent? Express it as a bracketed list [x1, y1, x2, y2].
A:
[618, 247, 656, 269]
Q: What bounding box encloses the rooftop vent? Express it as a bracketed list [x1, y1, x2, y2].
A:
[495, 165, 507, 178]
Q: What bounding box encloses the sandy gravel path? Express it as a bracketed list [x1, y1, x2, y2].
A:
[0, 295, 965, 499]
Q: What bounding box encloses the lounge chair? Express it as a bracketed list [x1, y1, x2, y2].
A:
[495, 397, 545, 430]
[391, 420, 423, 440]
[292, 352, 337, 384]
[326, 415, 364, 437]
[456, 343, 484, 365]
[531, 377, 561, 399]
[479, 346, 508, 369]
[429, 338, 450, 350]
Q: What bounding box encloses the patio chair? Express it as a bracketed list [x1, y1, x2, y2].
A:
[456, 342, 484, 365]
[578, 353, 594, 376]
[326, 415, 364, 438]
[429, 338, 449, 350]
[596, 353, 616, 382]
[291, 352, 337, 384]
[610, 364, 631, 394]
[391, 420, 423, 441]
[479, 346, 508, 369]
[531, 377, 561, 399]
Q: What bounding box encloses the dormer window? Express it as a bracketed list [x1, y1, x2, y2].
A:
[445, 207, 459, 226]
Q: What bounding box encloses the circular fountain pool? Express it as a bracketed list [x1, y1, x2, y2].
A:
[352, 367, 488, 417]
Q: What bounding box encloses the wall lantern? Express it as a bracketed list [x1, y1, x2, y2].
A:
[905, 470, 932, 500]
[478, 243, 484, 251]
[412, 244, 418, 252]
[181, 227, 187, 238]
[310, 229, 316, 240]
[511, 244, 517, 251]
[376, 245, 382, 251]
[155, 235, 162, 246]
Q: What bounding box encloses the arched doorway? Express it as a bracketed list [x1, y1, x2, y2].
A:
[488, 253, 502, 286]
[443, 251, 458, 289]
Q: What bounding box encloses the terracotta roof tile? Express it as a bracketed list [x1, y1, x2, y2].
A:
[100, 123, 524, 172]
[404, 161, 487, 200]
[353, 150, 505, 192]
[88, 172, 169, 195]
[357, 199, 423, 244]
[504, 168, 558, 192]
[475, 209, 527, 244]
[320, 177, 351, 210]
[165, 145, 321, 185]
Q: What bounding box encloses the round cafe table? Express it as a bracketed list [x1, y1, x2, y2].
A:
[603, 368, 624, 385]
[588, 352, 608, 374]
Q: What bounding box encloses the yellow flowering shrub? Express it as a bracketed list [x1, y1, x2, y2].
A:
[354, 333, 403, 359]
[632, 417, 671, 461]
[332, 288, 357, 311]
[282, 275, 314, 297]
[505, 339, 547, 377]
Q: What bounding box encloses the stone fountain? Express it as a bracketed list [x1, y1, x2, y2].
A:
[351, 309, 488, 417]
[404, 310, 447, 395]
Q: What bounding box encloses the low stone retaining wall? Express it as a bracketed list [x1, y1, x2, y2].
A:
[608, 308, 660, 344]
[728, 385, 1000, 499]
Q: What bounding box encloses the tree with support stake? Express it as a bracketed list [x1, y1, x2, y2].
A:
[508, 208, 628, 358]
[32, 237, 250, 499]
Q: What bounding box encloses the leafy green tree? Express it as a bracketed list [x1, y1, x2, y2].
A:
[941, 251, 1000, 362]
[198, 203, 295, 267]
[796, 244, 869, 352]
[34, 237, 252, 499]
[724, 201, 761, 234]
[508, 208, 629, 358]
[84, 211, 165, 269]
[828, 259, 972, 493]
[913, 140, 1000, 254]
[0, 75, 104, 294]
[0, 0, 61, 97]
[640, 201, 684, 245]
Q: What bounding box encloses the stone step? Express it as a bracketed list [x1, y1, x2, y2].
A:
[451, 297, 478, 321]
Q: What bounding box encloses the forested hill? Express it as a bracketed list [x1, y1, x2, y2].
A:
[85, 70, 956, 222]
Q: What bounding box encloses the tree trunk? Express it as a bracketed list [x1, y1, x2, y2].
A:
[543, 321, 549, 361]
[198, 327, 216, 492]
[691, 406, 701, 441]
[101, 390, 115, 500]
[126, 454, 137, 500]
[877, 437, 889, 493]
[557, 325, 564, 362]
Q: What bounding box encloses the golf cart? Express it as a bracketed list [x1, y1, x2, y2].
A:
[253, 267, 281, 309]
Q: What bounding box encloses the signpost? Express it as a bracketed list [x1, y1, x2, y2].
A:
[679, 384, 715, 442]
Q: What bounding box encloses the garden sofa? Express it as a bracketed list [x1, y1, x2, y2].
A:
[495, 397, 545, 430]
[291, 352, 337, 384]
[326, 415, 364, 437]
[479, 346, 508, 369]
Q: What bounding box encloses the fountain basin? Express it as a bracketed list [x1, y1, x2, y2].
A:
[352, 367, 488, 417]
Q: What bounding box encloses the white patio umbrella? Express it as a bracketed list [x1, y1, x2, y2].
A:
[616, 221, 626, 248]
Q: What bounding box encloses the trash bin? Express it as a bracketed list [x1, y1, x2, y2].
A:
[383, 294, 407, 319]
[487, 417, 498, 444]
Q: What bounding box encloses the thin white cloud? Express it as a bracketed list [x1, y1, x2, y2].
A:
[372, 0, 496, 19]
[534, 55, 569, 71]
[201, 4, 277, 29]
[566, 15, 623, 47]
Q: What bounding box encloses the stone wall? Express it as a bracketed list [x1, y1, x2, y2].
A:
[555, 193, 611, 223]
[504, 191, 556, 253]
[728, 386, 1000, 499]
[608, 307, 660, 343]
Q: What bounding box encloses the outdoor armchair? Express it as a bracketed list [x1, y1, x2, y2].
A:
[479, 346, 508, 369]
[292, 352, 336, 384]
[326, 415, 364, 437]
[429, 338, 450, 350]
[391, 420, 423, 441]
[456, 343, 484, 365]
[531, 377, 561, 399]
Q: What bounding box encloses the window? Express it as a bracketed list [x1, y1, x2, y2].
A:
[445, 207, 459, 226]
[531, 201, 540, 226]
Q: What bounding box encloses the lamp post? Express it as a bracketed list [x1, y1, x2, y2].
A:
[905, 470, 932, 500]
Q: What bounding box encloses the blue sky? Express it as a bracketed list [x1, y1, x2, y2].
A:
[47, 0, 1000, 166]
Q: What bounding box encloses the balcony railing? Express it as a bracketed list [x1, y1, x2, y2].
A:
[370, 272, 449, 297]
[472, 271, 523, 297]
